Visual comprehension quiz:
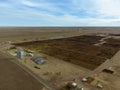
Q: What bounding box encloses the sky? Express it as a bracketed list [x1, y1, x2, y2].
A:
[0, 0, 120, 26]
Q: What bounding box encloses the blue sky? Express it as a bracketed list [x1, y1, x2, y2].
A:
[0, 0, 120, 26]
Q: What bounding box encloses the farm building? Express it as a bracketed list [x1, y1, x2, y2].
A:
[31, 57, 46, 64]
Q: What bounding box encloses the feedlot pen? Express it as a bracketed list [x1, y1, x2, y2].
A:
[14, 35, 120, 70]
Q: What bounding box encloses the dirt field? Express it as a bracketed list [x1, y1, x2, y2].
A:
[0, 52, 47, 90]
[6, 49, 96, 90]
[0, 27, 120, 90]
[91, 50, 120, 90]
[0, 27, 120, 42]
[0, 27, 82, 42]
[14, 35, 120, 70]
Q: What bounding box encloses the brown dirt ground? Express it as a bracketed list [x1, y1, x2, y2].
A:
[0, 27, 120, 42]
[0, 53, 47, 90]
[0, 27, 120, 90]
[14, 35, 120, 70]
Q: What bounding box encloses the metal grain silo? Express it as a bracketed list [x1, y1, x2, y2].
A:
[17, 48, 24, 59]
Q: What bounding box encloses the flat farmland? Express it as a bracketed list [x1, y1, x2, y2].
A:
[14, 35, 120, 70]
[0, 27, 120, 42]
[0, 27, 83, 42]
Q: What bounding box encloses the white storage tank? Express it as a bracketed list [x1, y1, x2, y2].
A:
[17, 48, 24, 59]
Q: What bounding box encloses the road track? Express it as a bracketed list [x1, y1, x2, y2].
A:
[0, 51, 57, 90]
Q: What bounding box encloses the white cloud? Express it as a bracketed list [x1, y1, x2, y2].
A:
[21, 0, 37, 7]
[6, 9, 120, 26]
[20, 0, 67, 14]
[1, 0, 120, 26]
[91, 0, 120, 18]
[70, 0, 120, 18]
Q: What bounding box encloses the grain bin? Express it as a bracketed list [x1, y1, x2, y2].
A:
[17, 48, 24, 59]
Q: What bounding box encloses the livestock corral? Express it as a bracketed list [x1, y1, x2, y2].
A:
[14, 35, 120, 70]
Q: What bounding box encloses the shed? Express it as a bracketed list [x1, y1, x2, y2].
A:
[67, 82, 77, 89]
[27, 53, 34, 57]
[31, 57, 46, 64]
